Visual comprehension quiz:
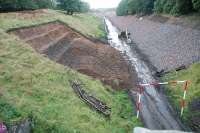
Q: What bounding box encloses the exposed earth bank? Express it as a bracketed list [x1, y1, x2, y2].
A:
[105, 12, 200, 72]
[9, 22, 135, 90]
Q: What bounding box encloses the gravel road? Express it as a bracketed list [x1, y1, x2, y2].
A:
[106, 12, 200, 71]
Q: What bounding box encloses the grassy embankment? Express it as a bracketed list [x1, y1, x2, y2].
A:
[0, 9, 141, 133]
[162, 63, 200, 131]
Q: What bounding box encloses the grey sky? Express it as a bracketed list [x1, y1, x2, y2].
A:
[82, 0, 121, 9]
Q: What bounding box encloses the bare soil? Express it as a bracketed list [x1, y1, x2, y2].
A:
[10, 22, 135, 90]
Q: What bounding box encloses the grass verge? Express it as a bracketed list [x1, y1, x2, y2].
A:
[0, 10, 141, 132]
[162, 63, 200, 132]
[0, 9, 106, 39]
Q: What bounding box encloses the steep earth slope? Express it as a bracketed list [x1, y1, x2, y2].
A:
[9, 22, 135, 89]
[0, 10, 141, 132]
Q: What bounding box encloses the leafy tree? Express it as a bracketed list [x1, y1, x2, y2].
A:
[136, 0, 154, 14]
[154, 0, 194, 15]
[128, 0, 137, 14]
[116, 0, 129, 16]
[0, 0, 18, 11]
[163, 0, 174, 13]
[79, 1, 90, 12]
[18, 0, 38, 10]
[116, 0, 154, 16]
[0, 0, 54, 12]
[192, 0, 200, 11]
[58, 0, 89, 15]
[35, 0, 53, 9]
[176, 0, 193, 14]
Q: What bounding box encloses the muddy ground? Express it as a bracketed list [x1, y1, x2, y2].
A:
[9, 21, 135, 90]
[105, 12, 200, 72]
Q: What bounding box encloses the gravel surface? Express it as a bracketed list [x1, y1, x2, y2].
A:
[106, 12, 200, 71]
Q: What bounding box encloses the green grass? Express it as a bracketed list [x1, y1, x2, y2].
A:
[0, 10, 141, 132]
[162, 63, 200, 130]
[0, 9, 106, 39]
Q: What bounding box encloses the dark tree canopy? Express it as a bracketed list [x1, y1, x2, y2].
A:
[117, 0, 200, 16]
[0, 0, 90, 13]
[0, 0, 55, 12]
[117, 0, 154, 15]
[116, 0, 129, 16]
[58, 0, 90, 15]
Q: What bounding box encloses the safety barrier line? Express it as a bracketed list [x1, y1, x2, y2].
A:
[181, 81, 189, 116]
[136, 80, 190, 119]
[138, 80, 187, 86]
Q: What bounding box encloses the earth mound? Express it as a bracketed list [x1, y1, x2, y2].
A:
[9, 21, 135, 89]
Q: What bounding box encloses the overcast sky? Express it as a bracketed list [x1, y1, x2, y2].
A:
[82, 0, 121, 9]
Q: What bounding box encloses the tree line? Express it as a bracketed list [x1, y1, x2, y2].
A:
[0, 0, 90, 14]
[116, 0, 200, 16]
[58, 0, 90, 15]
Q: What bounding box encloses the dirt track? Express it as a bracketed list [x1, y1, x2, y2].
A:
[106, 12, 200, 71]
[10, 22, 135, 90]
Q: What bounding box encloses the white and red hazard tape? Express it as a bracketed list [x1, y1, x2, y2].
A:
[136, 80, 190, 118]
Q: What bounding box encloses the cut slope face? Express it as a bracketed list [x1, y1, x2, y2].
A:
[10, 22, 134, 89]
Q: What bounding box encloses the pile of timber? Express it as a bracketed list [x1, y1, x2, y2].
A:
[69, 80, 111, 117]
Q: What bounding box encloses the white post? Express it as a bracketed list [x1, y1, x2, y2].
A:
[137, 93, 141, 118]
[181, 81, 188, 116]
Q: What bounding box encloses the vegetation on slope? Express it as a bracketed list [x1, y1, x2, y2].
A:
[0, 0, 55, 12]
[0, 0, 90, 14]
[0, 9, 106, 40]
[0, 10, 141, 132]
[116, 0, 200, 16]
[57, 0, 90, 15]
[162, 63, 200, 132]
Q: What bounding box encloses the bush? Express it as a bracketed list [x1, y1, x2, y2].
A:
[170, 5, 179, 15]
[116, 0, 129, 16]
[154, 0, 194, 15]
[128, 0, 137, 14]
[154, 0, 163, 13]
[176, 0, 193, 14]
[35, 0, 53, 9]
[192, 0, 200, 11]
[58, 0, 90, 15]
[117, 0, 154, 15]
[118, 0, 199, 16]
[0, 0, 54, 12]
[163, 0, 174, 13]
[18, 0, 38, 10]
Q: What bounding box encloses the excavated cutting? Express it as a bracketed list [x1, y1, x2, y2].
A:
[9, 22, 135, 90]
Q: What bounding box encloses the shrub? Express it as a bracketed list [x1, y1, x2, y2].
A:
[163, 0, 174, 13]
[18, 0, 38, 10]
[170, 5, 179, 15]
[0, 0, 54, 12]
[154, 0, 164, 13]
[117, 0, 154, 15]
[128, 0, 137, 14]
[35, 0, 53, 9]
[58, 0, 90, 15]
[176, 0, 193, 14]
[116, 0, 129, 16]
[154, 0, 194, 15]
[192, 0, 200, 11]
